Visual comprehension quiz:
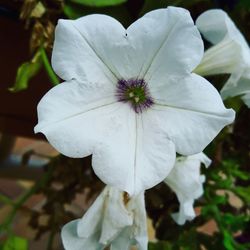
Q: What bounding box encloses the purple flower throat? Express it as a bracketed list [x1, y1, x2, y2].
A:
[116, 78, 154, 113]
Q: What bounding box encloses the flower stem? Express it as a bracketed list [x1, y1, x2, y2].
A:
[0, 194, 14, 206]
[40, 47, 60, 86]
[0, 164, 54, 233]
[46, 230, 56, 250]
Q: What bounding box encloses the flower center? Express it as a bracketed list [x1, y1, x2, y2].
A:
[116, 78, 154, 113]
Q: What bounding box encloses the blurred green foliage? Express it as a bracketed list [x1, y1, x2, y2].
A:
[68, 0, 127, 7]
[9, 50, 42, 92]
[1, 236, 28, 250]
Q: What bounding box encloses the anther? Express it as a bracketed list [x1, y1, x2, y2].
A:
[116, 78, 154, 113]
[129, 92, 134, 98]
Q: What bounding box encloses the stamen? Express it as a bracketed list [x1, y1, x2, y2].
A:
[116, 78, 154, 113]
[135, 97, 140, 103]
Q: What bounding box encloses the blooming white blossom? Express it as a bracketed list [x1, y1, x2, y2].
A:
[164, 153, 211, 225]
[61, 186, 147, 250]
[35, 6, 235, 196]
[195, 9, 250, 107]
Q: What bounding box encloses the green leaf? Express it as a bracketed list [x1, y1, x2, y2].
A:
[233, 186, 250, 204]
[0, 194, 14, 206]
[222, 214, 247, 231]
[63, 3, 83, 19]
[69, 0, 127, 7]
[148, 241, 172, 250]
[140, 0, 210, 16]
[239, 0, 250, 8]
[3, 236, 28, 250]
[9, 51, 42, 92]
[63, 2, 132, 26]
[222, 231, 235, 250]
[213, 194, 228, 205]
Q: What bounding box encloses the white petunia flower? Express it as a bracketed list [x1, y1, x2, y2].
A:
[61, 186, 147, 250]
[35, 6, 235, 195]
[164, 153, 211, 225]
[195, 9, 250, 107]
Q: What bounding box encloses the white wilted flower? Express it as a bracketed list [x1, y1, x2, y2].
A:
[35, 6, 235, 196]
[61, 186, 147, 250]
[195, 9, 250, 107]
[164, 153, 211, 225]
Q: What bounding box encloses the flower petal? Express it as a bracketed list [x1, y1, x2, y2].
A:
[52, 15, 125, 83]
[77, 186, 133, 245]
[99, 188, 133, 244]
[76, 189, 103, 238]
[54, 7, 203, 84]
[127, 6, 203, 85]
[171, 201, 196, 226]
[111, 193, 148, 250]
[76, 188, 105, 238]
[62, 188, 147, 250]
[221, 75, 250, 107]
[61, 219, 103, 250]
[194, 38, 243, 76]
[128, 193, 148, 250]
[151, 74, 235, 155]
[221, 75, 250, 98]
[195, 9, 250, 82]
[164, 153, 211, 225]
[110, 228, 132, 250]
[34, 79, 116, 158]
[241, 92, 250, 107]
[36, 99, 138, 193]
[134, 114, 176, 193]
[92, 111, 176, 196]
[196, 9, 248, 47]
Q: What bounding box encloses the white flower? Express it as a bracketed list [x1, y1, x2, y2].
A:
[164, 153, 211, 225]
[34, 6, 235, 195]
[195, 9, 250, 107]
[61, 186, 147, 250]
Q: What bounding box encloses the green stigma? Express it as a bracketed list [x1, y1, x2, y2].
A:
[126, 87, 146, 104]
